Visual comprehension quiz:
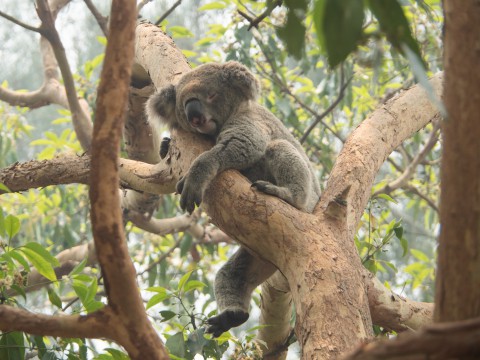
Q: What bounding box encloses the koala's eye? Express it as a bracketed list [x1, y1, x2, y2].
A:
[207, 93, 218, 102]
[185, 98, 200, 108]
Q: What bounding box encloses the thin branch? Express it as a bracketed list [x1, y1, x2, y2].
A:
[139, 236, 183, 275]
[237, 0, 282, 30]
[300, 68, 352, 143]
[36, 0, 93, 151]
[0, 10, 43, 34]
[252, 35, 346, 142]
[373, 119, 441, 197]
[137, 0, 154, 13]
[155, 0, 182, 25]
[84, 0, 109, 36]
[405, 185, 439, 213]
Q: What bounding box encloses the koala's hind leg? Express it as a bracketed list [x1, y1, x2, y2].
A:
[252, 139, 311, 210]
[205, 247, 276, 337]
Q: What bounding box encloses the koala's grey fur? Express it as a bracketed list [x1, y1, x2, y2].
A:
[147, 61, 321, 337]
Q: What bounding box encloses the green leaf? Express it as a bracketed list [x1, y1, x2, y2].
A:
[0, 183, 10, 193]
[8, 250, 30, 271]
[146, 292, 171, 310]
[314, 0, 364, 67]
[169, 26, 194, 38]
[33, 336, 47, 357]
[198, 2, 226, 11]
[19, 247, 57, 282]
[400, 237, 409, 257]
[410, 249, 430, 263]
[85, 300, 104, 313]
[277, 10, 306, 59]
[159, 310, 177, 322]
[186, 328, 208, 355]
[0, 208, 5, 237]
[10, 284, 26, 300]
[72, 279, 88, 301]
[376, 193, 398, 203]
[166, 332, 186, 358]
[4, 214, 20, 238]
[23, 242, 60, 267]
[183, 280, 206, 293]
[48, 287, 63, 308]
[393, 225, 404, 240]
[367, 0, 423, 64]
[69, 258, 88, 276]
[178, 270, 194, 292]
[0, 331, 25, 360]
[105, 348, 129, 360]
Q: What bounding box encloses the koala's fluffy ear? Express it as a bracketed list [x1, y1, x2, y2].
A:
[221, 61, 260, 101]
[146, 84, 177, 129]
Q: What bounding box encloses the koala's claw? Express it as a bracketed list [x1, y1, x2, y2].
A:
[205, 309, 249, 338]
[176, 177, 202, 214]
[159, 137, 171, 159]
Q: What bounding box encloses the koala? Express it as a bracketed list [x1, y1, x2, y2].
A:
[147, 61, 321, 337]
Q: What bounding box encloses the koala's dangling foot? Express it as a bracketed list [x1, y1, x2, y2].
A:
[205, 309, 249, 337]
[159, 137, 171, 159]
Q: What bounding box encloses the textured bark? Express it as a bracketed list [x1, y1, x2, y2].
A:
[88, 1, 168, 358]
[344, 316, 480, 360]
[434, 0, 480, 322]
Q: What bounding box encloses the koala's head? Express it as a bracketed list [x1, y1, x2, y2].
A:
[147, 61, 260, 136]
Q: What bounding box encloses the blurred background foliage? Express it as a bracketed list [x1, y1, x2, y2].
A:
[0, 0, 442, 358]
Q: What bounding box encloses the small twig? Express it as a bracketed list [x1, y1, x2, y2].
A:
[251, 33, 347, 142]
[155, 0, 182, 25]
[373, 120, 441, 197]
[405, 185, 439, 213]
[139, 237, 183, 275]
[83, 0, 109, 37]
[0, 10, 44, 34]
[237, 0, 282, 30]
[300, 67, 352, 144]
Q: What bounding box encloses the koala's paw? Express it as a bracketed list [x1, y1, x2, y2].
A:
[176, 176, 202, 214]
[251, 180, 279, 197]
[205, 309, 249, 338]
[159, 137, 171, 159]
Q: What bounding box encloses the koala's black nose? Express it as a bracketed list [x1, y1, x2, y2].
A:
[185, 99, 205, 127]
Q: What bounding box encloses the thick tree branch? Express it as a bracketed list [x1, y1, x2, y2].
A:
[317, 73, 444, 238]
[88, 0, 168, 358]
[344, 317, 480, 360]
[0, 306, 118, 340]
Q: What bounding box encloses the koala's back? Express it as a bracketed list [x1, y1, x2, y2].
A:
[234, 102, 321, 212]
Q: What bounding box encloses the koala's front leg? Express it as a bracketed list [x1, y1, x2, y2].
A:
[176, 151, 220, 214]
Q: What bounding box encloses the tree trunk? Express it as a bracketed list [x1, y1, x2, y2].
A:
[434, 0, 480, 322]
